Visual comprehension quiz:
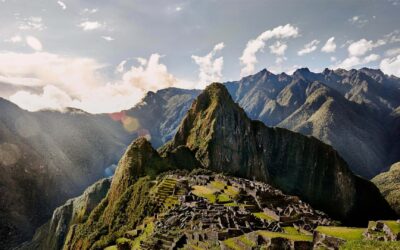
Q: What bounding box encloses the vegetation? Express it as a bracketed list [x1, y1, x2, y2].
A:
[341, 240, 400, 250]
[258, 230, 313, 242]
[253, 212, 277, 221]
[316, 226, 365, 240]
[383, 220, 400, 234]
[224, 234, 256, 250]
[128, 221, 155, 249]
[372, 162, 400, 214]
[64, 177, 156, 250]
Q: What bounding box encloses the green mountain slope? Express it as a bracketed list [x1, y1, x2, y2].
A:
[372, 162, 400, 214]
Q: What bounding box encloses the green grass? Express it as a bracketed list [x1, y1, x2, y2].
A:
[192, 185, 217, 203]
[316, 226, 365, 240]
[130, 221, 155, 249]
[283, 226, 301, 235]
[224, 186, 239, 197]
[192, 185, 233, 203]
[217, 193, 231, 203]
[224, 235, 256, 250]
[253, 212, 277, 221]
[341, 240, 400, 250]
[258, 231, 312, 242]
[104, 246, 117, 250]
[210, 180, 225, 190]
[223, 202, 238, 207]
[382, 221, 400, 234]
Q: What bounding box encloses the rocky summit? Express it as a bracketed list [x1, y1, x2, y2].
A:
[161, 83, 396, 225]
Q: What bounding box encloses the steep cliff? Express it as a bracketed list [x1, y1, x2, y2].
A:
[17, 178, 111, 250]
[161, 83, 396, 225]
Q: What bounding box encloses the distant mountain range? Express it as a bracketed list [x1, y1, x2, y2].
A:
[1, 67, 399, 249]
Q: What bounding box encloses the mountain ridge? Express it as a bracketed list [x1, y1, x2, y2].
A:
[160, 83, 395, 224]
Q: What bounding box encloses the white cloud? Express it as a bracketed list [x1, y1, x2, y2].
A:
[10, 85, 72, 111]
[364, 54, 380, 63]
[297, 39, 320, 56]
[384, 30, 400, 43]
[239, 24, 299, 77]
[82, 8, 98, 15]
[116, 60, 127, 73]
[57, 1, 67, 10]
[102, 36, 114, 41]
[79, 21, 102, 31]
[348, 38, 385, 57]
[380, 55, 400, 77]
[18, 16, 45, 31]
[122, 54, 180, 92]
[388, 0, 400, 6]
[0, 52, 188, 113]
[137, 57, 147, 66]
[335, 54, 380, 69]
[26, 36, 43, 51]
[192, 42, 225, 88]
[321, 37, 336, 53]
[269, 41, 287, 56]
[175, 6, 182, 11]
[385, 47, 400, 56]
[5, 35, 22, 43]
[348, 15, 368, 27]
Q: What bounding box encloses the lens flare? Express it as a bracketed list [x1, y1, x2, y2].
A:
[122, 116, 140, 132]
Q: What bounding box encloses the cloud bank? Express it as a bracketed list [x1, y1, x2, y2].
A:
[1, 52, 187, 113]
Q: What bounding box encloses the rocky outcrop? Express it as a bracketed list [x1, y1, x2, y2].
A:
[17, 178, 111, 250]
[372, 162, 400, 214]
[162, 83, 396, 225]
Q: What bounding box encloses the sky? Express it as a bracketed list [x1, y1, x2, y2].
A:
[0, 0, 399, 113]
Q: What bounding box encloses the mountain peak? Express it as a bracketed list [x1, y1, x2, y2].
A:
[164, 84, 396, 224]
[180, 82, 240, 118]
[294, 67, 311, 75]
[203, 82, 233, 102]
[108, 137, 170, 201]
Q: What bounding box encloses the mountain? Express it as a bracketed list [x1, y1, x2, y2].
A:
[224, 68, 400, 178]
[160, 83, 396, 225]
[122, 68, 400, 179]
[37, 137, 336, 250]
[21, 84, 397, 249]
[2, 67, 399, 248]
[0, 98, 131, 249]
[122, 88, 201, 147]
[372, 162, 400, 214]
[0, 87, 200, 249]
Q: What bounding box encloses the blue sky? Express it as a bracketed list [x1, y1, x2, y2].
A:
[0, 0, 399, 113]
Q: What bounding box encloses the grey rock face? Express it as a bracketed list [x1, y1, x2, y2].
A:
[17, 178, 111, 250]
